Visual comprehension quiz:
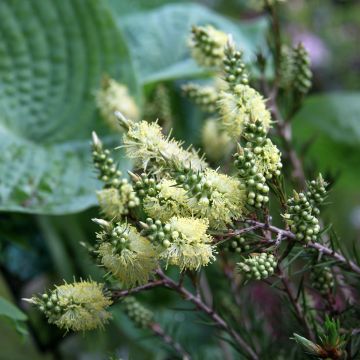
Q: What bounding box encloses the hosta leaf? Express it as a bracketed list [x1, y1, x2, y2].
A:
[295, 92, 360, 146]
[0, 0, 138, 214]
[108, 0, 183, 16]
[0, 297, 27, 322]
[119, 3, 268, 85]
[294, 92, 360, 188]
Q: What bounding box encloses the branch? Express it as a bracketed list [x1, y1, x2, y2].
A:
[244, 220, 360, 276]
[156, 269, 259, 360]
[110, 280, 165, 300]
[279, 267, 316, 341]
[150, 322, 192, 360]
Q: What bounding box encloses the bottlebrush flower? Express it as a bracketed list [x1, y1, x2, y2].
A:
[25, 281, 112, 332]
[95, 221, 157, 288]
[218, 84, 272, 139]
[189, 25, 228, 68]
[96, 77, 139, 130]
[121, 118, 207, 171]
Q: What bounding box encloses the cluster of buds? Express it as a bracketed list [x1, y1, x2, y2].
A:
[140, 217, 174, 249]
[189, 25, 228, 68]
[174, 167, 212, 203]
[224, 235, 252, 253]
[222, 36, 248, 88]
[122, 296, 154, 329]
[182, 83, 218, 113]
[310, 266, 334, 295]
[92, 133, 140, 219]
[307, 174, 328, 215]
[131, 172, 161, 199]
[237, 253, 277, 280]
[284, 191, 320, 242]
[92, 132, 122, 187]
[243, 120, 282, 180]
[234, 147, 269, 208]
[292, 43, 312, 96]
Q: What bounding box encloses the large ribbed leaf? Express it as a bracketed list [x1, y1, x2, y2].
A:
[294, 92, 360, 188]
[119, 3, 268, 85]
[0, 0, 137, 214]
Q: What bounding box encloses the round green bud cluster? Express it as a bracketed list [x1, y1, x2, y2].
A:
[225, 235, 251, 253]
[307, 175, 327, 215]
[285, 192, 320, 242]
[95, 221, 131, 252]
[292, 43, 312, 96]
[279, 45, 294, 89]
[92, 137, 122, 187]
[122, 297, 154, 329]
[241, 121, 282, 179]
[109, 224, 131, 254]
[310, 266, 334, 295]
[175, 167, 212, 202]
[140, 217, 175, 249]
[182, 83, 218, 113]
[243, 119, 268, 148]
[234, 147, 269, 208]
[223, 38, 248, 87]
[190, 25, 228, 68]
[36, 292, 66, 322]
[131, 173, 161, 199]
[237, 253, 277, 280]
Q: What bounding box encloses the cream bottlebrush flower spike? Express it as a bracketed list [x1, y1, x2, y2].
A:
[175, 167, 246, 229]
[189, 25, 228, 68]
[94, 219, 158, 288]
[141, 217, 215, 271]
[182, 83, 219, 113]
[92, 132, 140, 219]
[218, 84, 272, 139]
[202, 118, 233, 162]
[97, 184, 140, 220]
[25, 280, 112, 332]
[96, 77, 140, 131]
[116, 112, 207, 172]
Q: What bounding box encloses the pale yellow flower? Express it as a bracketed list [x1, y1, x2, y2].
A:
[159, 217, 215, 271]
[26, 281, 112, 332]
[218, 84, 272, 139]
[97, 224, 157, 288]
[96, 78, 139, 131]
[143, 179, 192, 221]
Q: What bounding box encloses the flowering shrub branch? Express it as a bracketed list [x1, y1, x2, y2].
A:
[25, 1, 360, 358]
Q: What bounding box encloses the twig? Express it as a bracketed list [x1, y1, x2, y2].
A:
[150, 322, 192, 360]
[110, 280, 165, 300]
[244, 220, 360, 275]
[265, 2, 307, 188]
[156, 269, 259, 360]
[279, 267, 316, 341]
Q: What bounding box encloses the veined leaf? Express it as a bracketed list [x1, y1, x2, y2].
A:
[0, 0, 138, 214]
[0, 297, 27, 322]
[294, 92, 360, 188]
